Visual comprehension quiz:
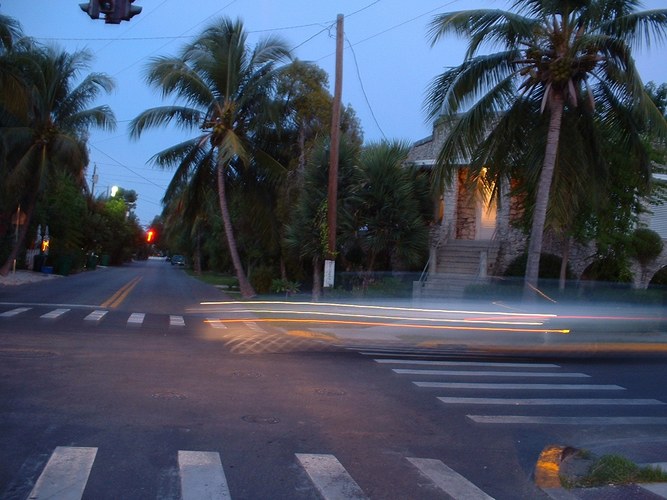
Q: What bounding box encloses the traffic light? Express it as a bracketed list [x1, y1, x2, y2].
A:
[80, 0, 141, 24]
[146, 229, 155, 243]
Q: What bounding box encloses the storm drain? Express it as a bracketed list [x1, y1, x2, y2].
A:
[241, 415, 280, 424]
[151, 391, 187, 400]
[314, 388, 346, 396]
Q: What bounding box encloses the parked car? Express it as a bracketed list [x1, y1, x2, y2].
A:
[171, 254, 185, 266]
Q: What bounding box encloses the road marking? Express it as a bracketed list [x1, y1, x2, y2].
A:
[28, 446, 97, 500]
[100, 276, 142, 309]
[84, 310, 108, 322]
[244, 321, 264, 332]
[178, 450, 231, 500]
[40, 308, 70, 319]
[170, 315, 185, 327]
[375, 359, 559, 368]
[439, 397, 665, 405]
[127, 313, 145, 326]
[468, 415, 667, 425]
[296, 453, 368, 500]
[207, 319, 228, 329]
[407, 457, 494, 500]
[414, 382, 625, 390]
[394, 369, 588, 378]
[0, 307, 31, 317]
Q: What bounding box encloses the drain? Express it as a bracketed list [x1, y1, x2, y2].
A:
[0, 348, 58, 359]
[314, 388, 346, 396]
[241, 415, 280, 424]
[151, 391, 187, 400]
[231, 370, 264, 378]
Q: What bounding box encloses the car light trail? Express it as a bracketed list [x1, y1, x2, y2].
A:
[203, 318, 570, 334]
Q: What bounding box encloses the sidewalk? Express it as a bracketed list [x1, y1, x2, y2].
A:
[0, 269, 60, 286]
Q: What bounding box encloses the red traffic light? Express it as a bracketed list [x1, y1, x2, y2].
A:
[146, 229, 155, 243]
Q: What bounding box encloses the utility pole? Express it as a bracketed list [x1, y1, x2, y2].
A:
[324, 13, 344, 288]
[91, 163, 98, 197]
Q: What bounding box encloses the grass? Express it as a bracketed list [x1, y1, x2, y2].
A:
[186, 270, 239, 289]
[565, 453, 667, 488]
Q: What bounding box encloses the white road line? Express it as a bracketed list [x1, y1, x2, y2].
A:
[84, 310, 108, 322]
[178, 450, 231, 500]
[40, 308, 70, 319]
[407, 457, 494, 500]
[439, 397, 665, 405]
[244, 321, 264, 332]
[170, 315, 185, 327]
[468, 415, 667, 425]
[127, 313, 145, 325]
[295, 453, 368, 500]
[375, 359, 559, 368]
[394, 369, 588, 378]
[28, 446, 97, 500]
[207, 319, 227, 329]
[0, 307, 31, 317]
[414, 382, 625, 390]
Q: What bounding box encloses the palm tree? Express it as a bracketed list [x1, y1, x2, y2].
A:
[0, 45, 116, 275]
[130, 18, 291, 298]
[426, 0, 667, 298]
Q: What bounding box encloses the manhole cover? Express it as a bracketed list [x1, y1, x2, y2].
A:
[231, 371, 264, 378]
[151, 391, 187, 400]
[314, 388, 346, 396]
[242, 415, 280, 424]
[0, 348, 58, 359]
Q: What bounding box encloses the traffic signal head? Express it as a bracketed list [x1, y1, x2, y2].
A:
[80, 0, 141, 24]
[146, 229, 155, 243]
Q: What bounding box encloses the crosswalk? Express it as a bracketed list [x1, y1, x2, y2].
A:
[0, 306, 187, 328]
[22, 446, 496, 499]
[361, 351, 667, 426]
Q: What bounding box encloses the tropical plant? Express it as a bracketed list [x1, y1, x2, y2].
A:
[130, 17, 292, 298]
[426, 0, 667, 299]
[0, 44, 115, 275]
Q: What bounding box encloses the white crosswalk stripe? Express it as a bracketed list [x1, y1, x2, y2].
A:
[295, 453, 368, 500]
[84, 310, 108, 322]
[439, 397, 665, 406]
[375, 358, 560, 368]
[178, 450, 231, 500]
[170, 315, 185, 327]
[407, 457, 494, 500]
[40, 308, 70, 319]
[468, 415, 667, 425]
[0, 307, 31, 317]
[414, 381, 624, 390]
[127, 312, 145, 326]
[28, 446, 97, 500]
[394, 368, 589, 378]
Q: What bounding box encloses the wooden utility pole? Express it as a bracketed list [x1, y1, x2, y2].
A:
[324, 13, 344, 288]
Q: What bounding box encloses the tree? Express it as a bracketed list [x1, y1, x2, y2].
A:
[130, 17, 292, 298]
[0, 44, 116, 275]
[426, 0, 667, 299]
[347, 141, 429, 276]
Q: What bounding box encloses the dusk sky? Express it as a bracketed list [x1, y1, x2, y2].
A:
[2, 0, 666, 227]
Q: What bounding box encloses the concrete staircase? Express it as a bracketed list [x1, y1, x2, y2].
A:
[414, 240, 500, 299]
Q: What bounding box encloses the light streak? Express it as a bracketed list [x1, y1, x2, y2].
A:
[203, 317, 570, 334]
[207, 308, 546, 326]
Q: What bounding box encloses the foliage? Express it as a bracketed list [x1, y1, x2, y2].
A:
[249, 265, 274, 294]
[571, 454, 667, 487]
[271, 278, 300, 297]
[629, 227, 664, 267]
[504, 253, 573, 280]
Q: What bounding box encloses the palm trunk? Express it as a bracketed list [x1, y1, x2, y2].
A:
[524, 92, 564, 300]
[216, 162, 256, 298]
[0, 197, 37, 276]
[559, 235, 570, 292]
[311, 255, 322, 302]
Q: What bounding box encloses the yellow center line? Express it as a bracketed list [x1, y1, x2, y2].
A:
[100, 276, 142, 309]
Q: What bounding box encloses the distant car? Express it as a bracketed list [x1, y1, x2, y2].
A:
[171, 254, 185, 266]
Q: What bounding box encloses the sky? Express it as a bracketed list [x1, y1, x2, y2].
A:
[2, 0, 666, 228]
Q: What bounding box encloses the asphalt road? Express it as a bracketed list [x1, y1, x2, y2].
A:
[1, 260, 667, 499]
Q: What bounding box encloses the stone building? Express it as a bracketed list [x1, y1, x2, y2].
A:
[407, 120, 667, 298]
